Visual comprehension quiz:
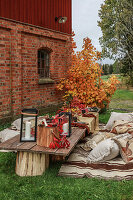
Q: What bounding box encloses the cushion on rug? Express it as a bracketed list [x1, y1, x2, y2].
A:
[0, 128, 19, 143]
[113, 135, 133, 163]
[81, 132, 115, 151]
[87, 139, 119, 163]
[105, 112, 133, 130]
[111, 120, 133, 135]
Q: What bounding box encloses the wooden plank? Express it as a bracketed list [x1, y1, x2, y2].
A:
[7, 140, 24, 151]
[16, 142, 36, 151]
[0, 135, 20, 150]
[0, 135, 36, 151]
[30, 145, 57, 154]
[55, 128, 86, 156]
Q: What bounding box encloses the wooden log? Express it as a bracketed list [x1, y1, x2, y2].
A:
[37, 125, 59, 147]
[15, 151, 49, 176]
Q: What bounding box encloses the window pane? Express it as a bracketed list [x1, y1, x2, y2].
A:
[45, 54, 49, 77]
[38, 49, 50, 78]
[41, 51, 44, 59]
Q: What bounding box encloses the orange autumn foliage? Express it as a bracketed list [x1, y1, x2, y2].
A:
[57, 36, 120, 111]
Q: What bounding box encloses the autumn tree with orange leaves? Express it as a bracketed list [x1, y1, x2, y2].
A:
[57, 35, 120, 112]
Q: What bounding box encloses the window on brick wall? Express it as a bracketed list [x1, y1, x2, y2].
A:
[38, 49, 50, 78]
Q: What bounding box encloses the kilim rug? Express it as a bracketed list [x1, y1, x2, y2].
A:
[58, 143, 133, 180]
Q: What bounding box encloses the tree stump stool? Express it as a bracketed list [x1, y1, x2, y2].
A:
[16, 151, 49, 176]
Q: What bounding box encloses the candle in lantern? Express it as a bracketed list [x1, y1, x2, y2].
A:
[62, 123, 69, 135]
[42, 118, 48, 127]
[25, 121, 31, 139]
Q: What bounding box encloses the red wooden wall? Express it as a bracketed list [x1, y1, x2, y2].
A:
[0, 0, 72, 34]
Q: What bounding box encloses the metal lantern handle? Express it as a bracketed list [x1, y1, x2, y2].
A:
[21, 112, 38, 116]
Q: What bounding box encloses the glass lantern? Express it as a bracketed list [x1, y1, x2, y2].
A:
[58, 112, 72, 137]
[20, 108, 38, 142]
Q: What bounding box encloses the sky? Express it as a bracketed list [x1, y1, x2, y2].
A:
[72, 0, 113, 64]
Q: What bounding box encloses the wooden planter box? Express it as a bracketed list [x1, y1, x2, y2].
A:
[77, 112, 99, 133]
[37, 125, 59, 147]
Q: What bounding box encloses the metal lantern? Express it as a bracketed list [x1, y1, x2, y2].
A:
[20, 108, 38, 142]
[82, 107, 99, 114]
[58, 112, 72, 137]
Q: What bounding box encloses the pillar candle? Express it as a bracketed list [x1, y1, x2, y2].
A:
[42, 118, 48, 126]
[25, 121, 31, 139]
[62, 123, 69, 135]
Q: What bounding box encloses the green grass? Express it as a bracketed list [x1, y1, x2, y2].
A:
[101, 75, 112, 81]
[0, 152, 133, 200]
[99, 88, 133, 124]
[112, 89, 133, 100]
[0, 123, 11, 132]
[101, 74, 121, 82]
[99, 109, 111, 124]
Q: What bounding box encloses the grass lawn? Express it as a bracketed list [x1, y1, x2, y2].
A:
[0, 152, 133, 200]
[0, 87, 133, 200]
[99, 88, 133, 124]
[101, 74, 121, 82]
[111, 89, 133, 101]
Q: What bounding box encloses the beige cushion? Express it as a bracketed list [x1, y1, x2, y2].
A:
[105, 112, 133, 130]
[111, 120, 133, 134]
[87, 139, 119, 163]
[0, 128, 19, 142]
[113, 134, 133, 163]
[81, 132, 115, 151]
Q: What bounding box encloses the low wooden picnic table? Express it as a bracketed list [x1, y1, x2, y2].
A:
[0, 127, 86, 177]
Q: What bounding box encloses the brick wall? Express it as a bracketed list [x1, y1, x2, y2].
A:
[0, 18, 72, 119]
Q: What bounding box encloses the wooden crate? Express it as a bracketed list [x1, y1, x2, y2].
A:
[37, 125, 59, 147]
[77, 112, 99, 133]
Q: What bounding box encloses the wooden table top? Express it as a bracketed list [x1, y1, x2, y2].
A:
[0, 127, 86, 157]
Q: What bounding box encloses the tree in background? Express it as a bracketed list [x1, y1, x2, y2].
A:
[98, 0, 133, 85]
[102, 64, 113, 75]
[113, 60, 121, 74]
[57, 36, 119, 112]
[109, 64, 113, 74]
[102, 64, 108, 75]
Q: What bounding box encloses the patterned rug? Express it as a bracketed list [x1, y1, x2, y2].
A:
[58, 143, 133, 180]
